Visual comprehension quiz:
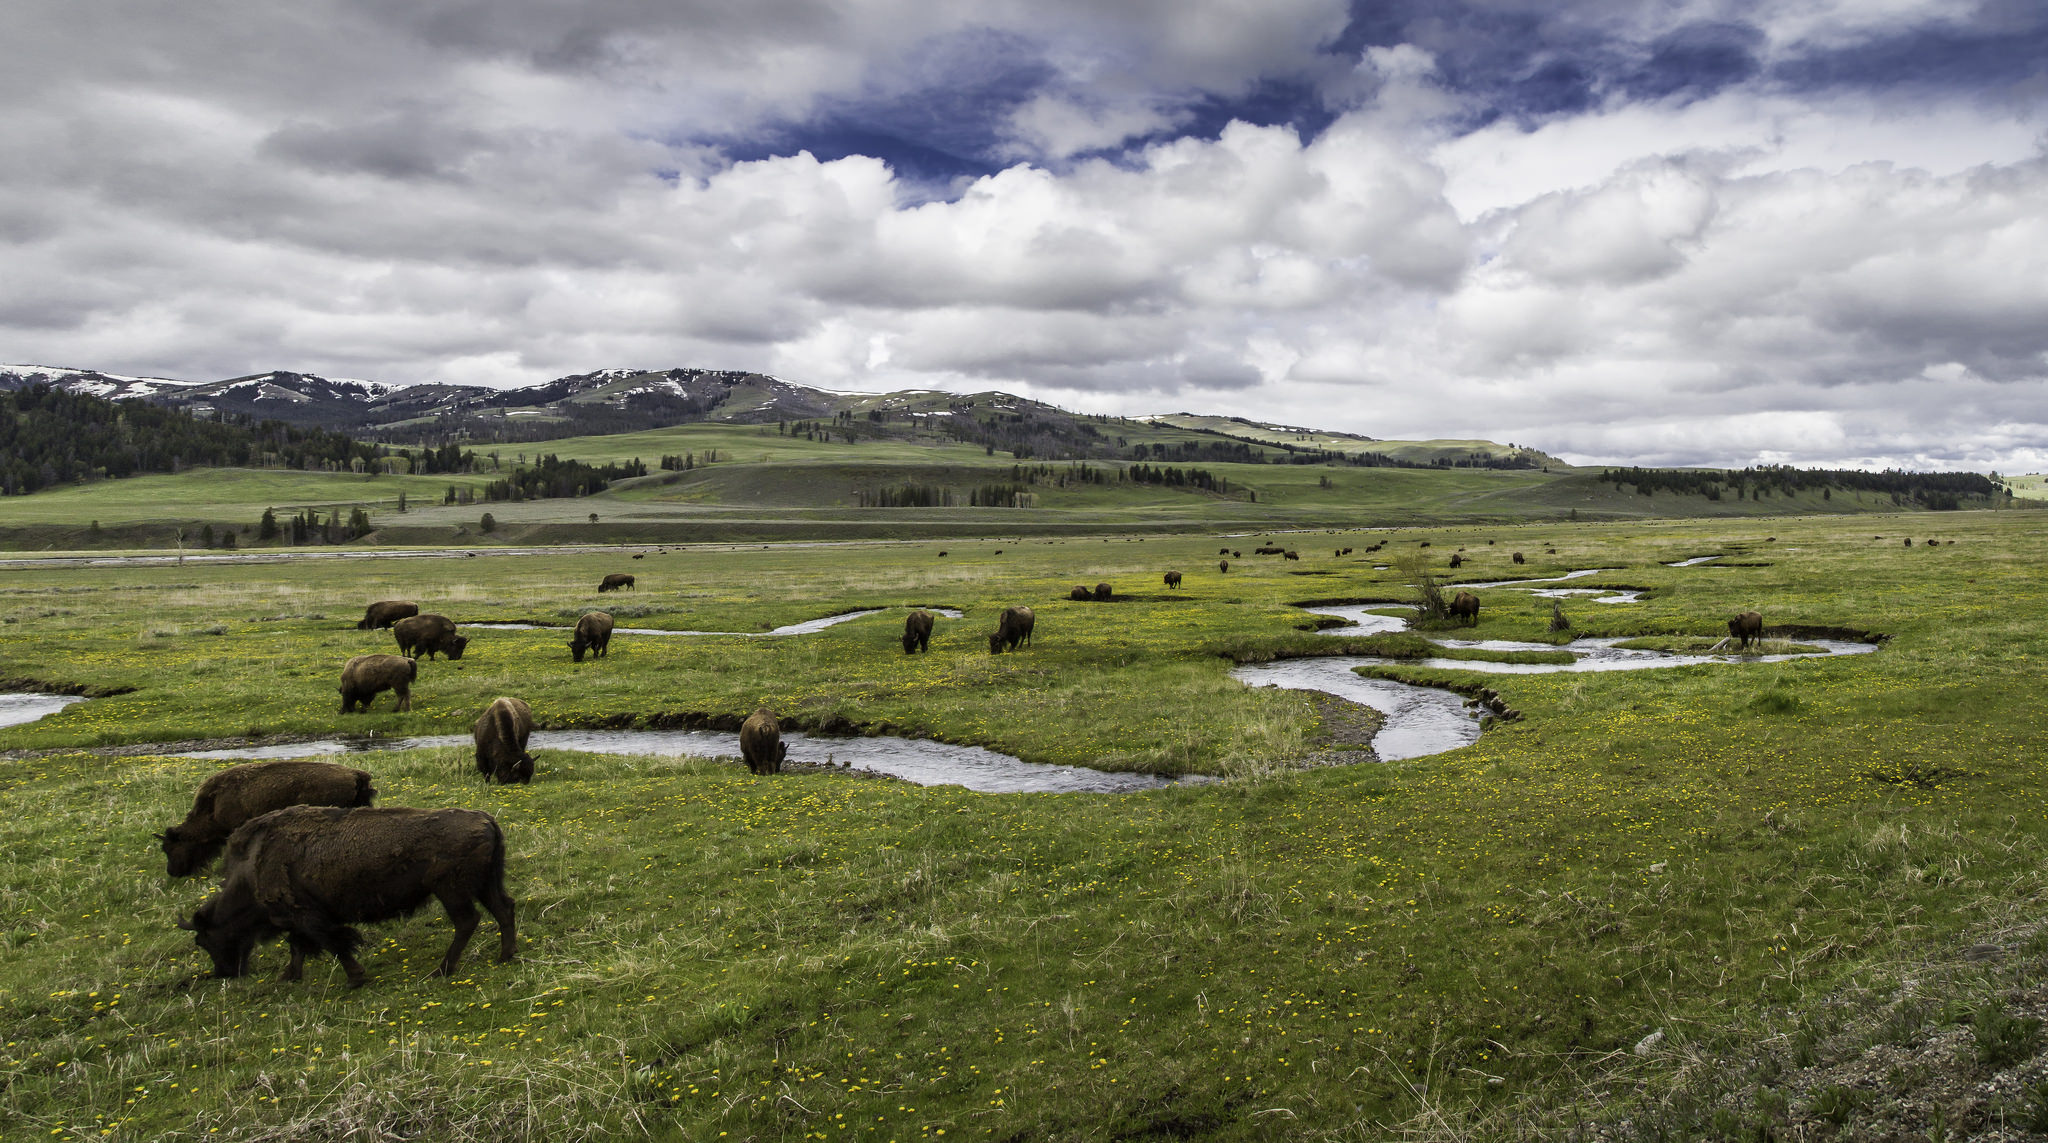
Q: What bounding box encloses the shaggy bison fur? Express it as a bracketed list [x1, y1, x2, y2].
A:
[1094, 583, 1113, 601]
[1448, 591, 1481, 625]
[569, 611, 613, 663]
[1163, 570, 1182, 589]
[179, 805, 516, 987]
[393, 614, 467, 661]
[739, 709, 787, 775]
[902, 610, 934, 654]
[988, 606, 1035, 655]
[598, 573, 635, 592]
[1728, 611, 1764, 650]
[339, 654, 416, 713]
[1070, 585, 1092, 601]
[159, 761, 375, 877]
[356, 601, 419, 630]
[473, 697, 535, 784]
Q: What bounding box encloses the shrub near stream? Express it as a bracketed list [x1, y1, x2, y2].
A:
[1, 513, 2047, 1140]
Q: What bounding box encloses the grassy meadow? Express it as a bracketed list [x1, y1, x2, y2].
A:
[2, 511, 2047, 1140]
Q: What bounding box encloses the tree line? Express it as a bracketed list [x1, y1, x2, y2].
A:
[1600, 464, 2005, 508]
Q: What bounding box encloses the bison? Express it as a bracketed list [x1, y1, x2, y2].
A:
[739, 709, 787, 775]
[902, 609, 933, 654]
[159, 761, 375, 877]
[569, 611, 613, 663]
[597, 573, 635, 593]
[988, 606, 1035, 655]
[178, 805, 516, 987]
[1163, 571, 1183, 590]
[1512, 552, 1525, 565]
[1282, 551, 1300, 561]
[1219, 547, 1231, 555]
[1218, 559, 1229, 573]
[1449, 554, 1464, 568]
[1728, 611, 1764, 651]
[339, 654, 416, 713]
[355, 601, 419, 631]
[1447, 591, 1480, 625]
[393, 613, 468, 661]
[1070, 585, 1092, 601]
[473, 697, 535, 785]
[1093, 582, 1112, 601]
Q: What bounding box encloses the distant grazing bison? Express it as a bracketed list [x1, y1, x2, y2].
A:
[1163, 570, 1183, 590]
[1070, 585, 1092, 601]
[988, 606, 1035, 655]
[902, 609, 933, 654]
[739, 709, 787, 775]
[597, 573, 635, 593]
[1512, 552, 1525, 564]
[179, 806, 515, 987]
[393, 614, 468, 661]
[1254, 545, 1283, 555]
[1282, 551, 1300, 561]
[159, 761, 375, 877]
[1219, 547, 1230, 555]
[339, 654, 416, 713]
[473, 697, 535, 784]
[1449, 554, 1463, 568]
[1218, 560, 1229, 573]
[1232, 550, 1241, 558]
[1448, 591, 1480, 625]
[569, 611, 613, 663]
[1728, 611, 1764, 651]
[1093, 583, 1112, 601]
[355, 601, 419, 631]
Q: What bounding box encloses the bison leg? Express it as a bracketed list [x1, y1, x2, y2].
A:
[281, 935, 316, 982]
[434, 896, 481, 977]
[483, 885, 518, 963]
[393, 685, 411, 713]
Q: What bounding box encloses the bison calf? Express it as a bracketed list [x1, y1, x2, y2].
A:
[393, 613, 468, 661]
[474, 697, 535, 784]
[739, 709, 787, 774]
[597, 573, 635, 592]
[1728, 610, 1764, 651]
[356, 601, 419, 630]
[988, 606, 1035, 655]
[339, 654, 416, 713]
[902, 609, 934, 654]
[159, 761, 375, 877]
[180, 805, 515, 987]
[569, 611, 613, 663]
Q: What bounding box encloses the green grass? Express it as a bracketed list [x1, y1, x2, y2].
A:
[2, 513, 2047, 1139]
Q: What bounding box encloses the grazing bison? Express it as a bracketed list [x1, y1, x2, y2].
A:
[339, 654, 416, 713]
[1447, 591, 1480, 625]
[902, 609, 933, 654]
[1070, 585, 1092, 601]
[178, 806, 515, 987]
[355, 601, 419, 631]
[1512, 552, 1525, 564]
[1094, 582, 1112, 601]
[1163, 570, 1183, 590]
[1728, 611, 1764, 651]
[988, 606, 1035, 655]
[1232, 550, 1242, 558]
[739, 709, 787, 775]
[569, 611, 613, 663]
[1218, 560, 1229, 573]
[473, 697, 535, 785]
[159, 761, 375, 877]
[1449, 554, 1464, 568]
[1283, 551, 1300, 561]
[393, 613, 468, 661]
[1219, 547, 1231, 555]
[597, 573, 635, 593]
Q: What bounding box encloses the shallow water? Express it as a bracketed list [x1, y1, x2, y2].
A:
[1458, 568, 1614, 589]
[1666, 555, 1723, 567]
[166, 727, 1211, 795]
[0, 693, 84, 730]
[468, 607, 964, 637]
[1230, 661, 1481, 762]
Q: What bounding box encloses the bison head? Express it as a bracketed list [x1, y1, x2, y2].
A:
[569, 635, 591, 662]
[988, 631, 1004, 655]
[157, 826, 217, 878]
[443, 635, 469, 661]
[178, 901, 256, 978]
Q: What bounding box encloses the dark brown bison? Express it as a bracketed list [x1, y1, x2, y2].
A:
[355, 601, 419, 630]
[1218, 547, 1230, 555]
[1070, 585, 1092, 601]
[902, 609, 933, 654]
[393, 614, 468, 661]
[1163, 571, 1183, 590]
[1283, 551, 1300, 561]
[597, 573, 635, 593]
[1093, 582, 1112, 601]
[1218, 559, 1229, 573]
[988, 606, 1035, 654]
[1728, 611, 1764, 650]
[159, 761, 375, 877]
[739, 709, 787, 774]
[1512, 552, 1525, 564]
[473, 697, 535, 784]
[1903, 538, 1913, 547]
[1449, 554, 1464, 568]
[569, 611, 613, 663]
[339, 654, 416, 713]
[1447, 591, 1480, 624]
[178, 806, 515, 987]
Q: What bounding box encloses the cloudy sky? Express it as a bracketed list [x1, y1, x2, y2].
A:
[3, 1, 2044, 469]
